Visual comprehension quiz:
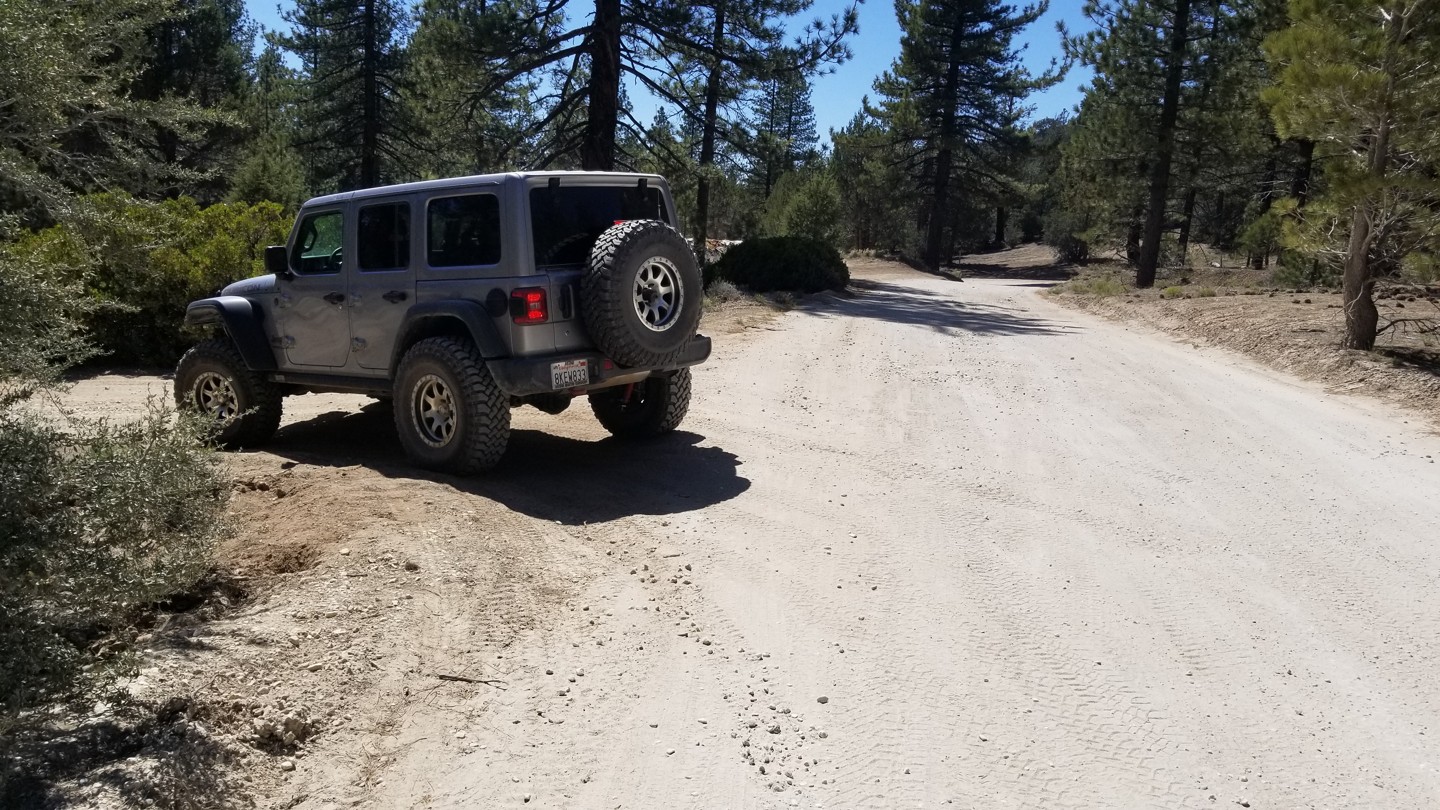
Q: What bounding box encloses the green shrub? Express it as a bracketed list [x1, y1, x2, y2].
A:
[1161, 285, 1185, 299]
[1272, 254, 1340, 288]
[1, 236, 231, 725]
[710, 236, 850, 293]
[1195, 286, 1217, 297]
[1051, 235, 1090, 264]
[1055, 274, 1127, 297]
[762, 171, 845, 247]
[1, 404, 229, 717]
[9, 194, 289, 366]
[703, 279, 744, 311]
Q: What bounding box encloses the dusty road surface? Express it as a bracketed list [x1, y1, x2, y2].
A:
[66, 257, 1440, 809]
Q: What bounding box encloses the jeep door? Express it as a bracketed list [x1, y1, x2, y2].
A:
[349, 197, 416, 370]
[278, 207, 351, 368]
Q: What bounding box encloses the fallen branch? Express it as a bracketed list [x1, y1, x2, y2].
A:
[433, 673, 507, 689]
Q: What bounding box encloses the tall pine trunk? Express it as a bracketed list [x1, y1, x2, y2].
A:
[1136, 0, 1191, 288]
[1290, 139, 1315, 205]
[1176, 187, 1197, 263]
[693, 1, 728, 259]
[923, 20, 967, 271]
[1342, 104, 1392, 350]
[360, 0, 380, 188]
[581, 0, 622, 171]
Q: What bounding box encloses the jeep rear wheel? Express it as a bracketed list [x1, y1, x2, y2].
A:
[590, 368, 691, 439]
[393, 337, 510, 474]
[174, 338, 283, 449]
[581, 220, 702, 368]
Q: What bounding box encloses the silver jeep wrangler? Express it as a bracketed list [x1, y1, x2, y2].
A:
[175, 171, 710, 474]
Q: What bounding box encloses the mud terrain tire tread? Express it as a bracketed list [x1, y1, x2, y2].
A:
[174, 338, 283, 449]
[581, 219, 702, 368]
[590, 368, 691, 439]
[393, 337, 510, 474]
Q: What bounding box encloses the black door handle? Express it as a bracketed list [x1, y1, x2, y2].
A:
[383, 290, 408, 303]
[323, 292, 345, 305]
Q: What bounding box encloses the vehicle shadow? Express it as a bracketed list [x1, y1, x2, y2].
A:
[262, 404, 750, 525]
[807, 279, 1077, 337]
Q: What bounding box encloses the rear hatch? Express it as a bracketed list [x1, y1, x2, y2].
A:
[529, 180, 672, 353]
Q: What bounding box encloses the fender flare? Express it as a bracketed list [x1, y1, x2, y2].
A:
[392, 300, 509, 374]
[184, 297, 277, 371]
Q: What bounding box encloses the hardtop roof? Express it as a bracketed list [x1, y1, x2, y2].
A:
[302, 170, 666, 208]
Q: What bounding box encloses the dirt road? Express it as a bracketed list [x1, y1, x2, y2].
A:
[72, 258, 1440, 809]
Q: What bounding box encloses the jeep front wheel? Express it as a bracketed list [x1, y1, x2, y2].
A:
[174, 338, 283, 449]
[590, 369, 691, 439]
[393, 337, 510, 474]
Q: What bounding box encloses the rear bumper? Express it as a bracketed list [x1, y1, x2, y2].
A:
[488, 334, 711, 397]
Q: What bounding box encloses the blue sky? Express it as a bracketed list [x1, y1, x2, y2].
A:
[243, 0, 1093, 142]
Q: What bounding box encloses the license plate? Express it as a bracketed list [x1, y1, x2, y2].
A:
[550, 359, 589, 389]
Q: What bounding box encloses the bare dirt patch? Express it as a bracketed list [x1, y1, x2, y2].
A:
[6, 299, 767, 809]
[1047, 256, 1440, 431]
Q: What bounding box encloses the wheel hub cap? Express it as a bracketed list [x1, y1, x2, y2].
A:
[412, 374, 457, 448]
[633, 257, 683, 331]
[195, 372, 238, 420]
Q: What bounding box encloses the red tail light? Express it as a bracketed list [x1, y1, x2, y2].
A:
[511, 287, 548, 324]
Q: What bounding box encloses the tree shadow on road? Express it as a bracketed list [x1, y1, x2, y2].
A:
[262, 404, 750, 525]
[807, 279, 1078, 337]
[1, 698, 241, 810]
[954, 259, 1076, 281]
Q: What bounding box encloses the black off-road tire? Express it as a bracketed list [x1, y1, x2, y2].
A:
[581, 220, 702, 368]
[393, 337, 510, 474]
[174, 338, 283, 449]
[590, 368, 691, 439]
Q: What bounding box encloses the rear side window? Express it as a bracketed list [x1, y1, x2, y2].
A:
[427, 194, 501, 267]
[530, 185, 668, 265]
[291, 210, 344, 275]
[357, 202, 410, 271]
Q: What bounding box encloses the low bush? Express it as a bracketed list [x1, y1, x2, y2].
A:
[1, 240, 231, 726]
[1054, 274, 1127, 297]
[709, 236, 849, 294]
[1051, 234, 1090, 265]
[0, 404, 229, 719]
[1161, 286, 1185, 299]
[703, 279, 744, 311]
[8, 194, 289, 366]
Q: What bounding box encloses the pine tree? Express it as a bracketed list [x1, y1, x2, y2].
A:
[406, 0, 544, 176]
[750, 72, 819, 197]
[874, 0, 1056, 271]
[832, 105, 916, 253]
[282, 0, 418, 191]
[452, 0, 854, 177]
[230, 43, 307, 206]
[130, 0, 253, 202]
[1264, 0, 1440, 350]
[0, 0, 212, 227]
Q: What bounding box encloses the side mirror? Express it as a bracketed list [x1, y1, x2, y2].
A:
[265, 245, 293, 280]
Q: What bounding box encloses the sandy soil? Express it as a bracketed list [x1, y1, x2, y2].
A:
[36, 255, 1440, 809]
[1046, 257, 1440, 433]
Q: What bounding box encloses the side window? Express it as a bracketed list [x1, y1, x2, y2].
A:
[291, 210, 344, 275]
[358, 202, 411, 271]
[427, 194, 501, 267]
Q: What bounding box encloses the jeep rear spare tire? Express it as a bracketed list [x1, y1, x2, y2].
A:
[393, 337, 510, 474]
[174, 338, 283, 449]
[581, 219, 702, 368]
